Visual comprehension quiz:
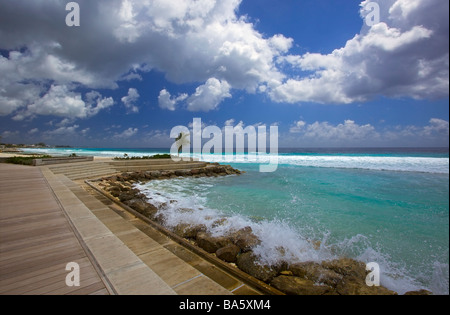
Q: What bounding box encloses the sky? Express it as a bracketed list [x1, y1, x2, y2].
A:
[0, 0, 448, 148]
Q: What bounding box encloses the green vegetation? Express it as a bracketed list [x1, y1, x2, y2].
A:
[5, 155, 53, 166]
[113, 154, 172, 160]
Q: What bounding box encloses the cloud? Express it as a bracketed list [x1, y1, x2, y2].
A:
[422, 118, 449, 137]
[0, 130, 19, 139]
[28, 128, 39, 135]
[223, 118, 245, 129]
[289, 119, 379, 144]
[121, 88, 140, 113]
[11, 85, 114, 121]
[286, 118, 449, 147]
[289, 120, 307, 134]
[43, 124, 80, 137]
[271, 0, 449, 104]
[113, 127, 139, 139]
[186, 78, 232, 112]
[0, 0, 291, 115]
[158, 89, 188, 111]
[0, 0, 447, 120]
[161, 78, 231, 112]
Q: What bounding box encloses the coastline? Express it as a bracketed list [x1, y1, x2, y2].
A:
[4, 149, 447, 294]
[91, 166, 433, 295]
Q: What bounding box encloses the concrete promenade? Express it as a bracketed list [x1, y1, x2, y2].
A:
[0, 160, 264, 295]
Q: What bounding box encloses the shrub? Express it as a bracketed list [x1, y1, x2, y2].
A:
[5, 155, 53, 165]
[113, 154, 172, 160]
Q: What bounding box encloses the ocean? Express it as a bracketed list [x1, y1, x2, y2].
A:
[23, 147, 449, 294]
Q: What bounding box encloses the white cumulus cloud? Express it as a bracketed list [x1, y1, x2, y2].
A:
[121, 88, 140, 113]
[187, 78, 232, 112]
[271, 0, 449, 104]
[0, 0, 447, 119]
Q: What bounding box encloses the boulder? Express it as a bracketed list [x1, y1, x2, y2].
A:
[190, 169, 200, 175]
[172, 223, 206, 239]
[124, 199, 158, 218]
[150, 171, 161, 178]
[404, 289, 433, 295]
[118, 192, 134, 202]
[124, 198, 147, 212]
[321, 258, 367, 279]
[216, 244, 240, 263]
[230, 227, 261, 252]
[107, 186, 121, 197]
[271, 275, 333, 295]
[175, 170, 190, 176]
[196, 232, 232, 253]
[288, 262, 342, 287]
[236, 252, 279, 282]
[335, 275, 397, 295]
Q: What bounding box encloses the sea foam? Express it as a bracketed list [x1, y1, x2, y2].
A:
[134, 176, 447, 294]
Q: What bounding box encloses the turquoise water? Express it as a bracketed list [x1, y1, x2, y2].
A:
[23, 147, 449, 294]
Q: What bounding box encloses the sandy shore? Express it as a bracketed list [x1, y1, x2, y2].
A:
[0, 152, 113, 160]
[0, 152, 35, 158]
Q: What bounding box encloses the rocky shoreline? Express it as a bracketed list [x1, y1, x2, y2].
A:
[94, 164, 431, 296]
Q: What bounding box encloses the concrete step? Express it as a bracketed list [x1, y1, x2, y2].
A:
[113, 162, 208, 172]
[40, 169, 177, 295]
[67, 170, 119, 180]
[108, 158, 199, 167]
[49, 163, 115, 174]
[50, 173, 246, 295]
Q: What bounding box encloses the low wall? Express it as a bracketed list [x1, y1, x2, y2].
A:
[32, 156, 94, 166]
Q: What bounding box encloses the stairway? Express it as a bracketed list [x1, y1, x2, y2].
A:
[47, 161, 117, 180]
[108, 160, 208, 172]
[38, 166, 263, 295]
[47, 159, 209, 180]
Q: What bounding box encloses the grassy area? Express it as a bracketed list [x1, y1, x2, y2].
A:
[113, 154, 172, 160]
[5, 155, 53, 166]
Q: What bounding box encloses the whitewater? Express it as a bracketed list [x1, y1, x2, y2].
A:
[22, 147, 450, 294]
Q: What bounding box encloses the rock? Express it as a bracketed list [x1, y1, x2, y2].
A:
[190, 169, 200, 175]
[108, 186, 121, 197]
[322, 258, 367, 280]
[236, 252, 279, 282]
[230, 227, 261, 252]
[118, 192, 134, 202]
[173, 224, 206, 239]
[289, 262, 342, 287]
[271, 276, 333, 295]
[124, 199, 158, 218]
[216, 244, 240, 263]
[175, 170, 190, 176]
[211, 218, 228, 228]
[124, 198, 147, 212]
[335, 275, 397, 295]
[150, 171, 161, 178]
[196, 232, 232, 253]
[204, 166, 215, 174]
[404, 289, 433, 295]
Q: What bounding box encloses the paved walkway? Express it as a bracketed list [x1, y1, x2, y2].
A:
[0, 163, 109, 295]
[0, 162, 265, 295]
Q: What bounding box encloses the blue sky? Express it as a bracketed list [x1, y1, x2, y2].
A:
[0, 0, 448, 148]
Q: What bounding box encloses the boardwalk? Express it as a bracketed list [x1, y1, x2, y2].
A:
[0, 163, 109, 295]
[0, 161, 269, 295]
